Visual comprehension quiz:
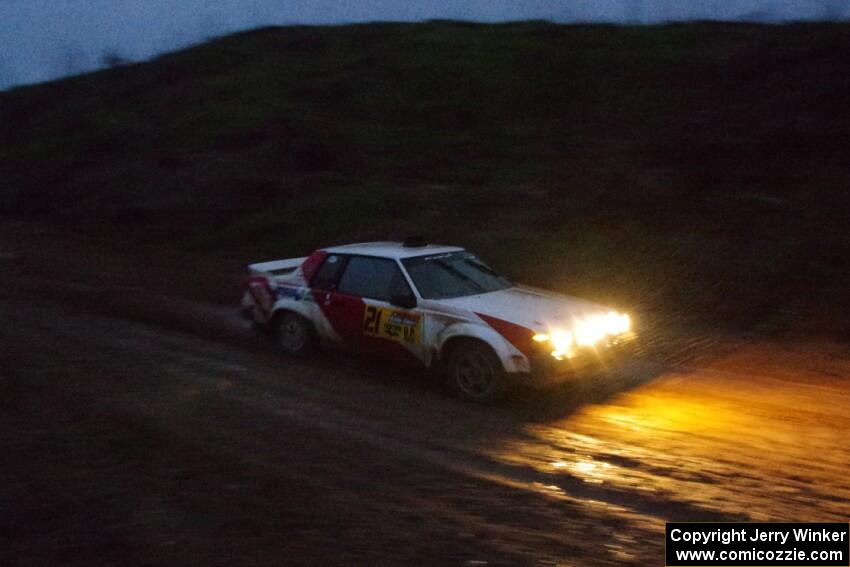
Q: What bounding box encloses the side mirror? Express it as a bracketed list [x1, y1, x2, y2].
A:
[390, 294, 417, 309]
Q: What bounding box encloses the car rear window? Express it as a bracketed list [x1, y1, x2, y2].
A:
[311, 254, 345, 290]
[336, 256, 410, 302]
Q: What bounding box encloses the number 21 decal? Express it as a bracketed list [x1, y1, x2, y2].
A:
[364, 305, 383, 334]
[363, 305, 421, 344]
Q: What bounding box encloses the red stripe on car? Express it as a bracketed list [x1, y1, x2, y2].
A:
[300, 250, 328, 283]
[475, 313, 536, 356]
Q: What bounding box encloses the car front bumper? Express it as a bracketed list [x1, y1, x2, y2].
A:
[517, 332, 637, 388]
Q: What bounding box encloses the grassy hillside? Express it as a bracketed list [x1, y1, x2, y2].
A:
[2, 21, 849, 334]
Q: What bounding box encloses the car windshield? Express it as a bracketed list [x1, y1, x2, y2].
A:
[402, 252, 512, 299]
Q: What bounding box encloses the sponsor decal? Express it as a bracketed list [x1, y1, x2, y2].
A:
[419, 253, 454, 261]
[364, 305, 421, 345]
[277, 285, 312, 302]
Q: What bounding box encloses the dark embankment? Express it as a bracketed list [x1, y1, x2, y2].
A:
[2, 21, 849, 336]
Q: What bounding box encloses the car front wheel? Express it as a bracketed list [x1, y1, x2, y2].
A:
[448, 342, 506, 403]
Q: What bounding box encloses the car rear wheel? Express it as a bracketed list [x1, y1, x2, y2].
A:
[448, 342, 506, 403]
[275, 312, 313, 356]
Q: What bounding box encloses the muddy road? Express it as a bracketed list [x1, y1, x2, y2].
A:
[2, 224, 849, 566]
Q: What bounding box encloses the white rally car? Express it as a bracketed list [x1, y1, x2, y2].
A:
[242, 238, 634, 402]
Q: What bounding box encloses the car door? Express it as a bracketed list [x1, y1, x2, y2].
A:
[326, 255, 425, 364]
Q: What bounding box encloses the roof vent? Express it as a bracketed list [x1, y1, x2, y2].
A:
[403, 236, 427, 248]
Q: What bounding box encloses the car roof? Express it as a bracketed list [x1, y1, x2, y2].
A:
[322, 241, 465, 260]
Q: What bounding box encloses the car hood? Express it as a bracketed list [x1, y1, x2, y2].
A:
[433, 285, 612, 332]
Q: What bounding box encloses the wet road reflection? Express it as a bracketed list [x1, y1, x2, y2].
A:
[489, 342, 850, 524]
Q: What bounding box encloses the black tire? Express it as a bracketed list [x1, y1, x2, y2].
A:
[274, 312, 313, 356]
[447, 341, 507, 403]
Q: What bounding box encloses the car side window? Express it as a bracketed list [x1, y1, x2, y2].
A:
[336, 256, 411, 302]
[311, 254, 346, 290]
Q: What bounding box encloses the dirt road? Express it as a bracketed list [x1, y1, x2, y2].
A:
[2, 224, 848, 566]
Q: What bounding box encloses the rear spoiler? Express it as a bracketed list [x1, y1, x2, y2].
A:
[248, 257, 307, 277]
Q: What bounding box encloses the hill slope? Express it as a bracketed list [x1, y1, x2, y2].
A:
[2, 21, 849, 333]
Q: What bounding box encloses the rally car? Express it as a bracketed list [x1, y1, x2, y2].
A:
[242, 238, 634, 402]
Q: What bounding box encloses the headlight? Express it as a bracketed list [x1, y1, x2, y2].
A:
[576, 312, 631, 346]
[605, 312, 631, 335]
[536, 312, 630, 357]
[575, 316, 607, 346]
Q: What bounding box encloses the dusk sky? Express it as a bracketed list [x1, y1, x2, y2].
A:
[1, 0, 848, 90]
